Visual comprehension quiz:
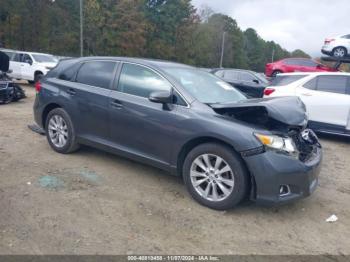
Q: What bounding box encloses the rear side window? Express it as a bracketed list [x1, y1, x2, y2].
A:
[240, 72, 256, 82]
[271, 75, 307, 86]
[4, 51, 14, 60]
[223, 70, 239, 81]
[303, 77, 317, 90]
[117, 63, 172, 98]
[58, 63, 81, 81]
[76, 61, 116, 89]
[315, 76, 347, 94]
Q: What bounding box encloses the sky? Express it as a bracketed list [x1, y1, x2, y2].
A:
[192, 0, 349, 57]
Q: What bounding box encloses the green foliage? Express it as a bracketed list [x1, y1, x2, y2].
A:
[0, 0, 310, 71]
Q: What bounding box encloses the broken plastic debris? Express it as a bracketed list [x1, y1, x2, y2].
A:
[326, 214, 338, 223]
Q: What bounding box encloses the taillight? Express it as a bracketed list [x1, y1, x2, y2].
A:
[35, 81, 42, 93]
[264, 88, 275, 96]
[325, 38, 335, 44]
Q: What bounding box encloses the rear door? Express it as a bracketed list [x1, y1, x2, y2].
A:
[237, 71, 263, 97]
[297, 75, 350, 131]
[70, 60, 118, 140]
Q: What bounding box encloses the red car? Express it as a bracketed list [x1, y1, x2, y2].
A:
[265, 58, 337, 77]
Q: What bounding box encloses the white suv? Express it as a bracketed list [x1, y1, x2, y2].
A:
[1, 49, 58, 84]
[321, 34, 350, 58]
[264, 72, 350, 137]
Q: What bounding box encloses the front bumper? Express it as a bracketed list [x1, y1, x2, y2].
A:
[243, 146, 322, 206]
[321, 45, 333, 56]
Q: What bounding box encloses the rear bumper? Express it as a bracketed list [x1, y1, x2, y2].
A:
[243, 147, 322, 206]
[33, 94, 44, 128]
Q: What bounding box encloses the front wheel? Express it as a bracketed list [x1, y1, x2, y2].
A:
[332, 47, 347, 58]
[45, 108, 80, 154]
[183, 143, 249, 210]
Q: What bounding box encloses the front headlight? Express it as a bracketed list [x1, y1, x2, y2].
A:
[255, 133, 298, 156]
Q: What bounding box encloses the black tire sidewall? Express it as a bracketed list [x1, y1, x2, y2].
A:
[183, 143, 249, 210]
[45, 108, 77, 154]
[34, 73, 43, 83]
[272, 70, 282, 77]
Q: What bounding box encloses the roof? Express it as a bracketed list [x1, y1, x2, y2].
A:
[278, 72, 350, 76]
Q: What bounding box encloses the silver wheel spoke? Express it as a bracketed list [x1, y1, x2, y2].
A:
[217, 165, 231, 175]
[214, 157, 222, 169]
[217, 181, 231, 196]
[194, 158, 207, 172]
[218, 177, 234, 187]
[212, 183, 219, 201]
[203, 182, 211, 198]
[193, 177, 208, 187]
[202, 154, 212, 169]
[190, 171, 207, 178]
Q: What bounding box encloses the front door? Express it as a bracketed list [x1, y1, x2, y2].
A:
[109, 62, 181, 165]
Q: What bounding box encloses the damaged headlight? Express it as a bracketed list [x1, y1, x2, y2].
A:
[254, 133, 298, 157]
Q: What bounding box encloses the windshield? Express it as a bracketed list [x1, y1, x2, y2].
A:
[165, 68, 246, 104]
[32, 54, 57, 63]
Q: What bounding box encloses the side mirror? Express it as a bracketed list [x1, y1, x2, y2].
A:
[25, 60, 32, 65]
[149, 90, 173, 104]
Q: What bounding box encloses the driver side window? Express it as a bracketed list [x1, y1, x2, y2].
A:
[117, 63, 172, 98]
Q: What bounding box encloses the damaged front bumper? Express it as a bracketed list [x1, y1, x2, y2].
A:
[243, 143, 322, 206]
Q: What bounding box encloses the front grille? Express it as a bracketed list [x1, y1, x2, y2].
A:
[291, 129, 320, 162]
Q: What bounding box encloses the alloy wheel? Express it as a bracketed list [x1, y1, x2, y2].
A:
[333, 48, 346, 57]
[190, 154, 235, 202]
[48, 115, 68, 148]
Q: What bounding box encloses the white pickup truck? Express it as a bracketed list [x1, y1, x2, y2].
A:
[1, 49, 58, 84]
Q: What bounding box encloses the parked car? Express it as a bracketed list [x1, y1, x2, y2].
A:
[264, 72, 350, 137]
[321, 34, 350, 58]
[0, 50, 26, 104]
[0, 49, 58, 84]
[265, 58, 337, 78]
[33, 57, 322, 210]
[211, 68, 269, 98]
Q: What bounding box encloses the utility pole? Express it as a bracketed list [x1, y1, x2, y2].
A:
[271, 47, 275, 62]
[219, 32, 226, 68]
[80, 0, 83, 57]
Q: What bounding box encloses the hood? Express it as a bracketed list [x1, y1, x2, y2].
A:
[35, 62, 58, 69]
[209, 96, 308, 131]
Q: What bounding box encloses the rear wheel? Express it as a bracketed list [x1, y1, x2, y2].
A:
[45, 108, 80, 154]
[332, 47, 347, 58]
[34, 72, 43, 83]
[183, 143, 249, 210]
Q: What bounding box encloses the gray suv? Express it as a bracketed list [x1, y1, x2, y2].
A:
[33, 57, 322, 210]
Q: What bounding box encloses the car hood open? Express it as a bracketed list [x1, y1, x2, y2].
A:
[209, 96, 308, 131]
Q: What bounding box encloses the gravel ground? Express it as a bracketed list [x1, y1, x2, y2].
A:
[0, 84, 349, 255]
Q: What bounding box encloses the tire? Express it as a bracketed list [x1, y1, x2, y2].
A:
[271, 70, 282, 77]
[45, 108, 80, 154]
[34, 73, 43, 83]
[28, 80, 35, 85]
[183, 143, 249, 210]
[332, 47, 347, 58]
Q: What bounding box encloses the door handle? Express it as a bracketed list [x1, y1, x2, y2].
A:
[67, 88, 76, 96]
[111, 100, 123, 109]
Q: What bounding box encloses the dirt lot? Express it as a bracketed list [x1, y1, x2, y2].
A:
[0, 84, 349, 255]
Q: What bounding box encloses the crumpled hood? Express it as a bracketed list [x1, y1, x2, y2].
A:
[210, 96, 308, 129]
